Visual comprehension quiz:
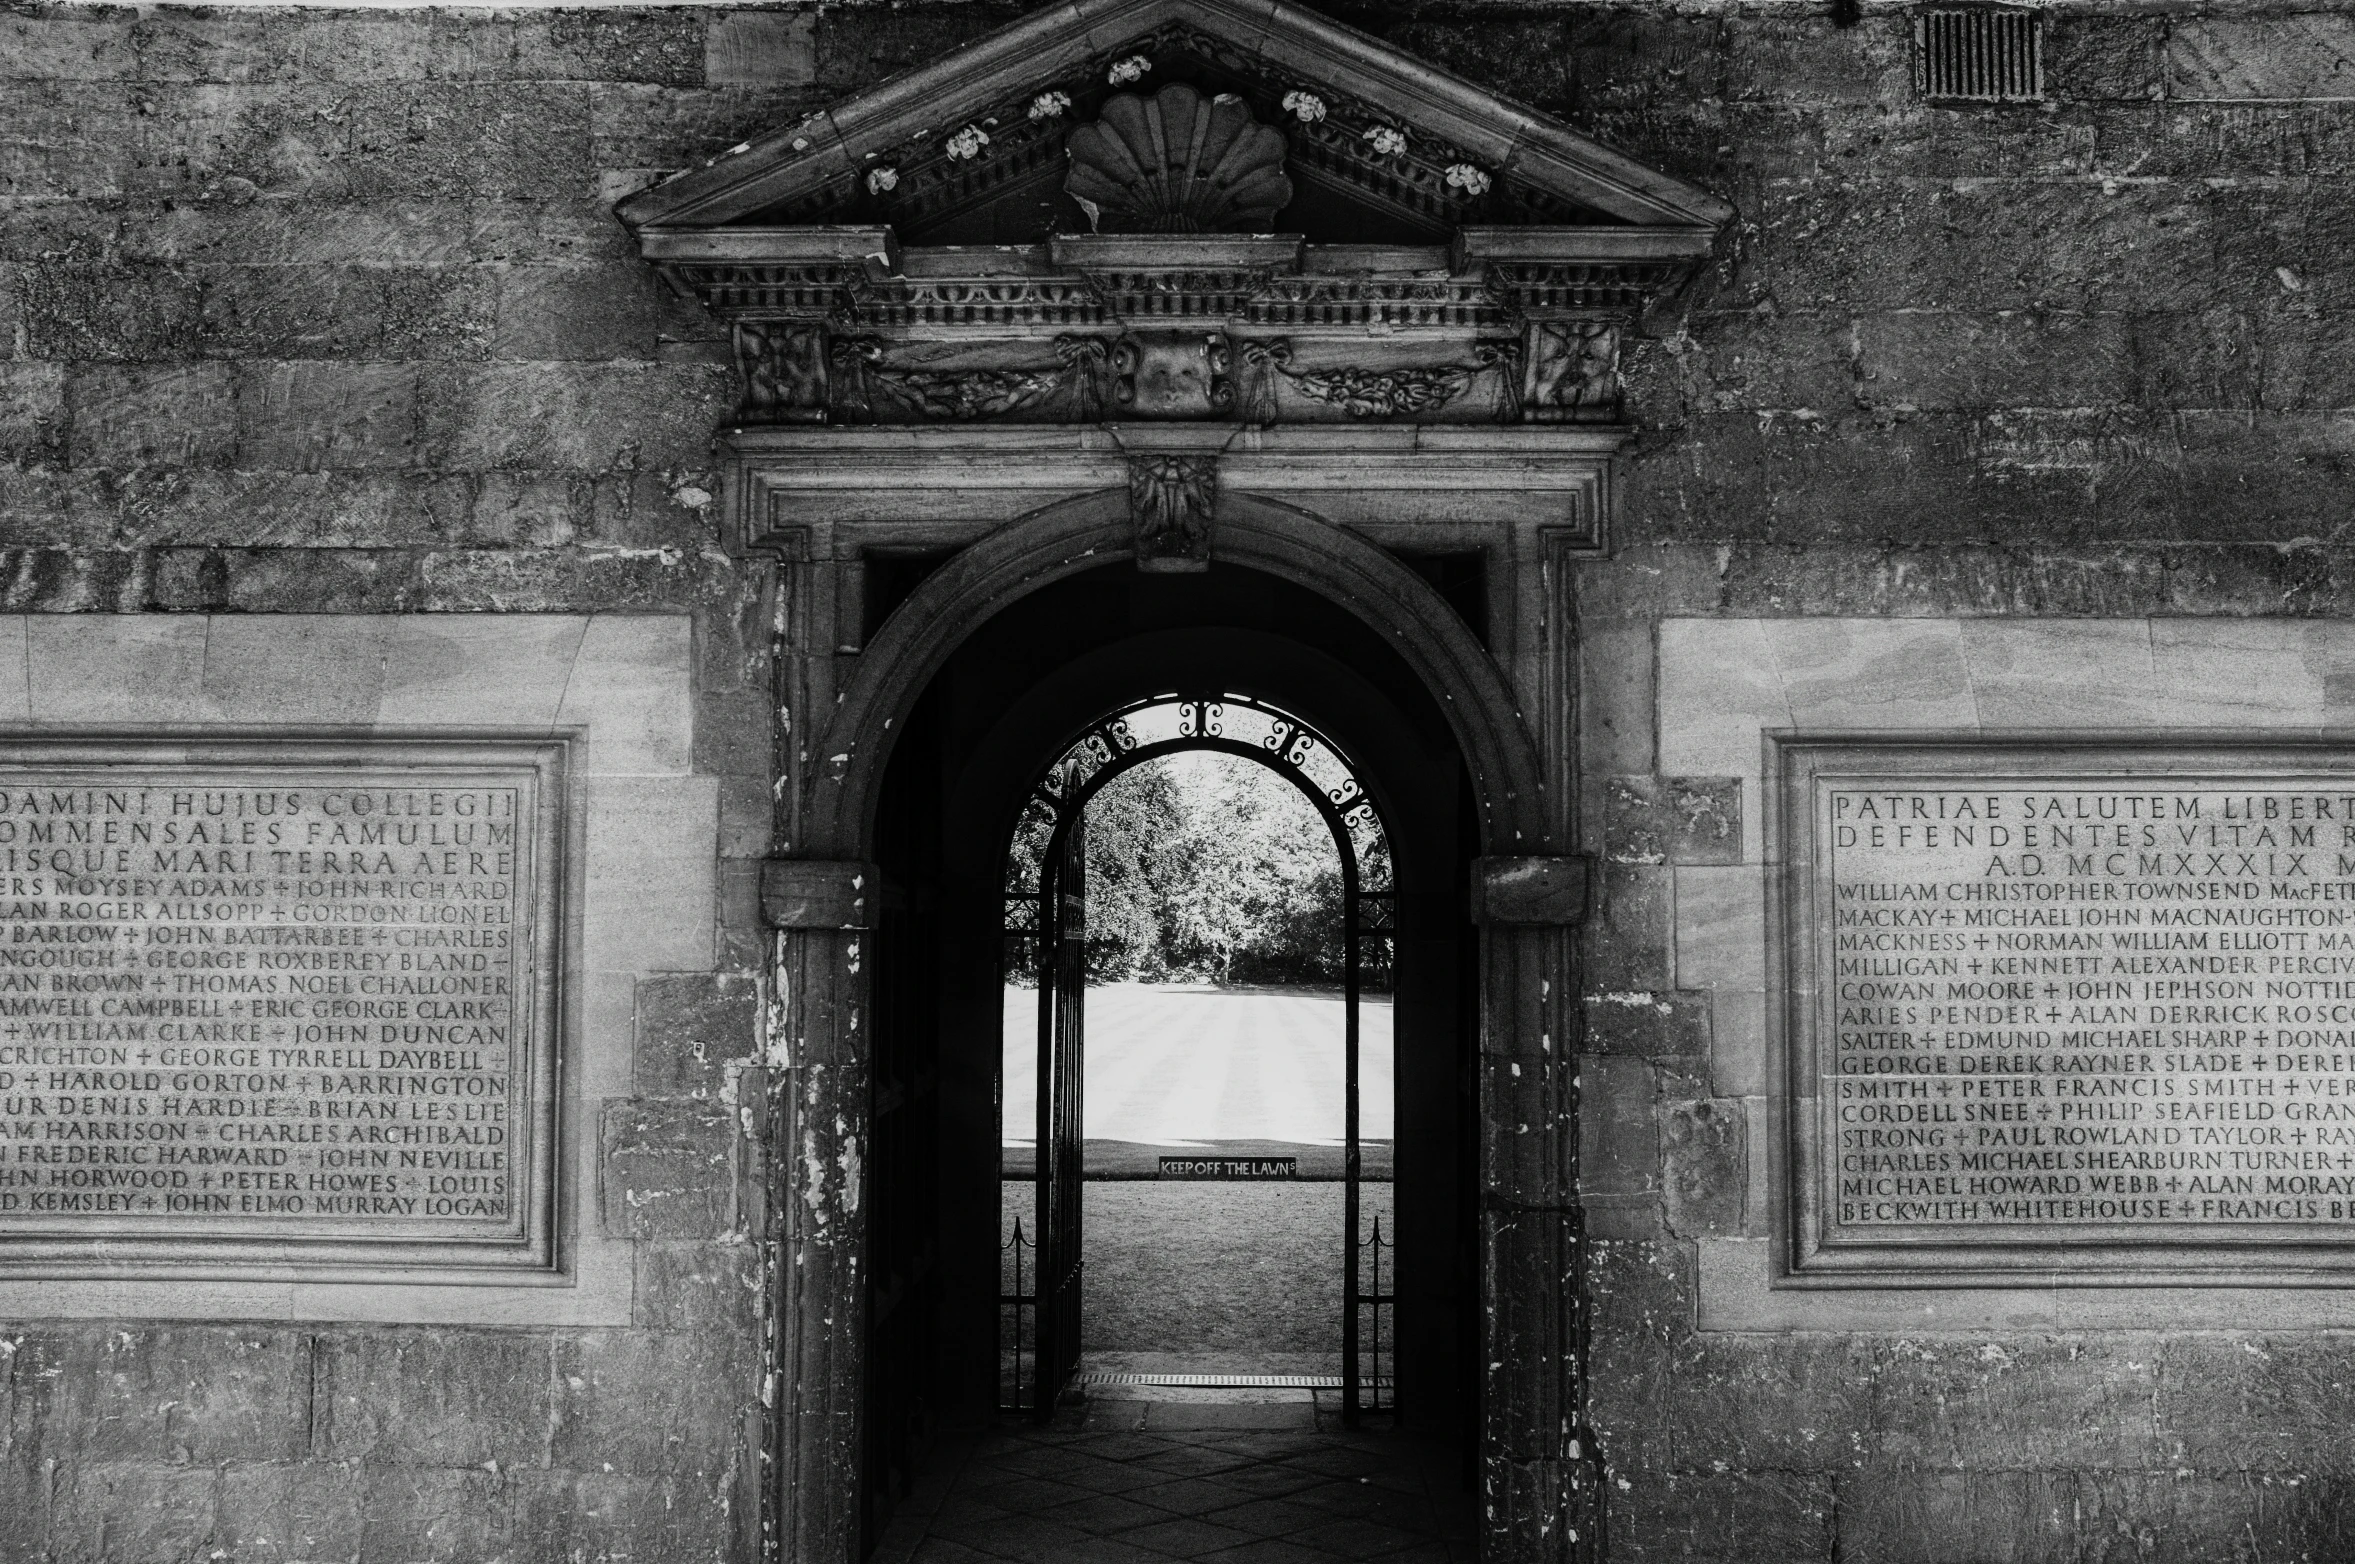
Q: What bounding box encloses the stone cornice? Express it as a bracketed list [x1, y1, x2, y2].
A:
[638, 227, 1714, 332]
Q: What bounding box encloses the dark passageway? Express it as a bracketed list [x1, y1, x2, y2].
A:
[859, 560, 1485, 1559]
[872, 1410, 1475, 1563]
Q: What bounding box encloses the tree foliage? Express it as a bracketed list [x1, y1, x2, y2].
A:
[1073, 752, 1387, 988]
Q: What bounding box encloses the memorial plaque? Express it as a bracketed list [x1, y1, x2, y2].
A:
[0, 737, 567, 1280]
[1777, 738, 2355, 1283]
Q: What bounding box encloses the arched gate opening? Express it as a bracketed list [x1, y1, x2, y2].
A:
[759, 488, 1590, 1564]
[850, 539, 1498, 1553]
[998, 691, 1397, 1421]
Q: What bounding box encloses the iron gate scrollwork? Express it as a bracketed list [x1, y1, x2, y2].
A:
[998, 692, 1395, 1420]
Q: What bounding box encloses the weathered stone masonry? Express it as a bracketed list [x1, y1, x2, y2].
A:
[3, 0, 2354, 1559]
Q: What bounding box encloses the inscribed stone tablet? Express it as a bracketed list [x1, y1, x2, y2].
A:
[0, 738, 566, 1280]
[1777, 738, 2355, 1284]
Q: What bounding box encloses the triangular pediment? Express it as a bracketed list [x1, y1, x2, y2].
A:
[616, 0, 1730, 246]
[617, 0, 1734, 435]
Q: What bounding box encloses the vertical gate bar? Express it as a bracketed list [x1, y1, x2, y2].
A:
[1040, 816, 1088, 1414]
[1343, 871, 1362, 1425]
[1071, 821, 1088, 1397]
[1033, 853, 1058, 1419]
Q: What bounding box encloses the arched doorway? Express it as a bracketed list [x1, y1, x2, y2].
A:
[621, 3, 1729, 1554]
[859, 552, 1482, 1555]
[752, 487, 1590, 1561]
[998, 691, 1398, 1420]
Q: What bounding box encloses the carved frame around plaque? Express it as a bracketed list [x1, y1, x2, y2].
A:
[0, 732, 572, 1284]
[1774, 734, 2355, 1287]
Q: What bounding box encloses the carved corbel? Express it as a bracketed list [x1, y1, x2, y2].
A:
[1127, 454, 1215, 573]
[1520, 320, 1621, 423]
[733, 322, 830, 424]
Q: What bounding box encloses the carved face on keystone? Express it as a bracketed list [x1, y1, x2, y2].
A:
[1114, 333, 1233, 418]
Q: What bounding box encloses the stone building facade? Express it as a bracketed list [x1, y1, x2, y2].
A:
[2, 0, 2353, 1561]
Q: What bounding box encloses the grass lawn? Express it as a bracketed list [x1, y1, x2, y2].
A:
[1000, 983, 1397, 1356]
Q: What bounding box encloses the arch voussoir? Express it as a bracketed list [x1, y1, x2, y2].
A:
[803, 489, 1551, 864]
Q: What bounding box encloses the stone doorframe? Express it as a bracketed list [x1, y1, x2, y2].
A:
[734, 423, 1614, 1562]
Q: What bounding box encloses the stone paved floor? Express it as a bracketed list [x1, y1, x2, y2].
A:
[874, 1393, 1475, 1563]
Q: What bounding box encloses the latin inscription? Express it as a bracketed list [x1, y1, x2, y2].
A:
[1819, 778, 2355, 1239]
[0, 776, 531, 1240]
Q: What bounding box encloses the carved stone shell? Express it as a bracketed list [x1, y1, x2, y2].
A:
[1064, 84, 1292, 233]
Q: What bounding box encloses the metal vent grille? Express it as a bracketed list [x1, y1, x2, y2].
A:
[1914, 8, 2043, 101]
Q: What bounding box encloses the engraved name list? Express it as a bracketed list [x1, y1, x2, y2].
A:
[0, 765, 541, 1255]
[1827, 782, 2355, 1227]
[1789, 747, 2355, 1278]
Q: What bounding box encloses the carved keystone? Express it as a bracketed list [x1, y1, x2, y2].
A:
[1127, 453, 1215, 572]
[1470, 856, 1590, 925]
[761, 859, 882, 929]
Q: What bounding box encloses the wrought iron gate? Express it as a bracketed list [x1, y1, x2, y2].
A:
[999, 693, 1393, 1420]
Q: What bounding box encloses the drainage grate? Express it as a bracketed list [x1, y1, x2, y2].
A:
[1076, 1372, 1393, 1389]
[1914, 8, 2043, 102]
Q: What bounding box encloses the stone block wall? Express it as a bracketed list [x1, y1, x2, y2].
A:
[0, 614, 767, 1562]
[1515, 4, 2355, 1559]
[2, 0, 2353, 1560]
[1525, 9, 2355, 1555]
[0, 11, 788, 1554]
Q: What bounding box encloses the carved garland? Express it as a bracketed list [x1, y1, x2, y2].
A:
[828, 336, 1111, 423]
[728, 325, 1619, 426]
[1241, 339, 1520, 420]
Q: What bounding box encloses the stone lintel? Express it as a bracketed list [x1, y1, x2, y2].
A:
[1471, 855, 1590, 925]
[762, 859, 883, 929]
[724, 424, 1625, 553]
